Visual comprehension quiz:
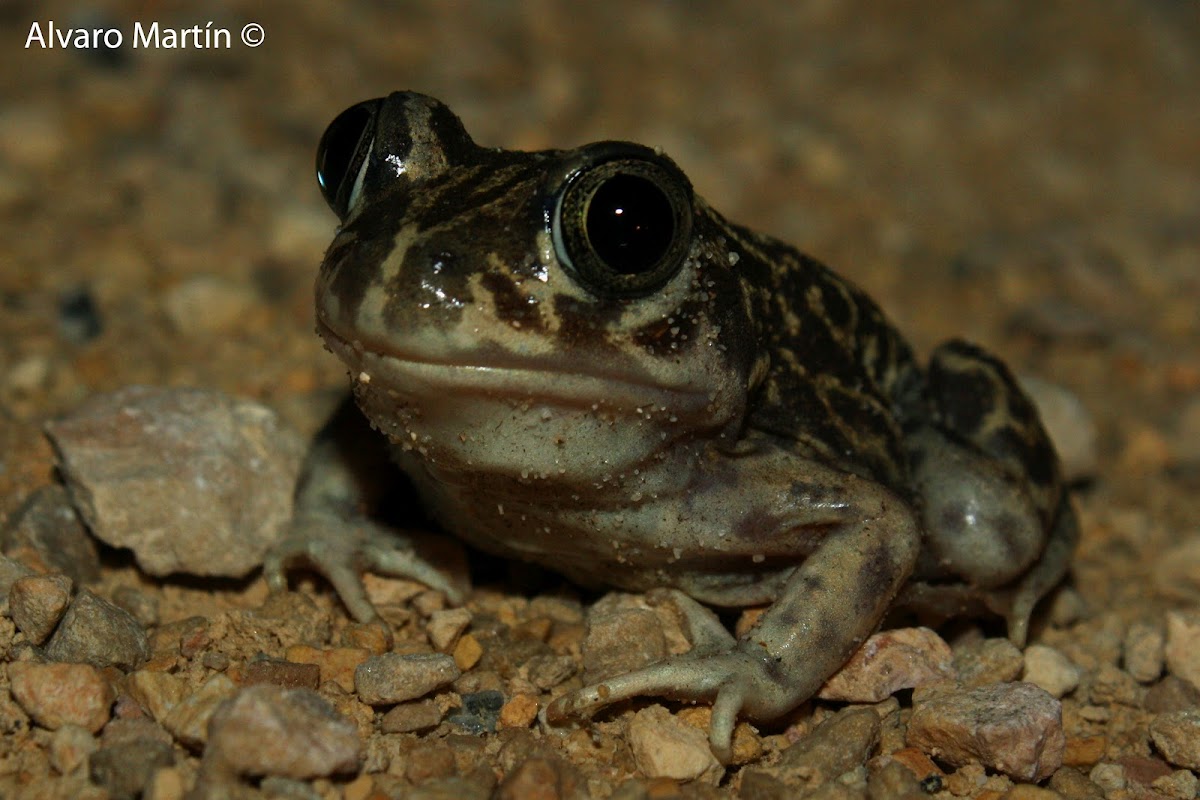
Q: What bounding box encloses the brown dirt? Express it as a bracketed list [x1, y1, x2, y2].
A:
[2, 1, 1198, 798]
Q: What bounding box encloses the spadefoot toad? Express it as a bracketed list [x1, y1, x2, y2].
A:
[269, 91, 1077, 760]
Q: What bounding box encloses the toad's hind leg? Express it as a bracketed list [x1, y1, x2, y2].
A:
[994, 502, 1077, 645]
[548, 477, 921, 762]
[909, 339, 1077, 645]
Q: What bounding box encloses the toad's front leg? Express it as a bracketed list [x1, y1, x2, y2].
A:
[547, 483, 920, 762]
[264, 396, 464, 622]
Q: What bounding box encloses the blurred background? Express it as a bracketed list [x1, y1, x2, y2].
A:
[2, 3, 1200, 794]
[2, 0, 1198, 548]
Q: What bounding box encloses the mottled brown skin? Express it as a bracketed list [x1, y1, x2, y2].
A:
[268, 92, 1077, 761]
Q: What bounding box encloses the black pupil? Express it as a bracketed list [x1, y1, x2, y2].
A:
[586, 174, 675, 275]
[317, 103, 373, 205]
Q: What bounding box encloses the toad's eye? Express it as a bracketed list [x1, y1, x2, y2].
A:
[553, 151, 693, 298]
[316, 98, 382, 220]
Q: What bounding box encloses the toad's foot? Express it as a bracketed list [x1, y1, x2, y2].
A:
[548, 495, 921, 763]
[264, 509, 464, 623]
[983, 497, 1079, 646]
[546, 648, 785, 764]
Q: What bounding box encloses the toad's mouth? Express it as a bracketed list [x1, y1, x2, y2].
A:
[317, 318, 716, 416]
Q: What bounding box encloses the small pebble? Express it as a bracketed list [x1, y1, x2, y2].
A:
[341, 621, 390, 654]
[405, 738, 456, 782]
[819, 627, 955, 702]
[8, 661, 115, 733]
[907, 682, 1064, 781]
[1063, 735, 1107, 768]
[453, 669, 502, 699]
[426, 607, 471, 652]
[255, 591, 333, 646]
[125, 669, 186, 722]
[1152, 769, 1200, 800]
[953, 637, 1024, 686]
[44, 589, 150, 670]
[380, 699, 443, 734]
[447, 689, 505, 734]
[45, 386, 305, 578]
[48, 724, 98, 775]
[776, 706, 881, 785]
[161, 673, 237, 748]
[1088, 762, 1126, 793]
[495, 756, 584, 800]
[528, 595, 585, 625]
[676, 707, 762, 766]
[943, 761, 987, 794]
[526, 654, 576, 690]
[1059, 612, 1125, 671]
[513, 616, 553, 643]
[163, 615, 212, 661]
[1123, 620, 1165, 683]
[738, 770, 790, 797]
[626, 705, 723, 783]
[1086, 663, 1142, 706]
[146, 766, 185, 800]
[1154, 537, 1200, 604]
[241, 659, 321, 690]
[1048, 587, 1087, 628]
[1149, 709, 1200, 770]
[1163, 609, 1200, 689]
[452, 632, 484, 671]
[204, 685, 361, 779]
[547, 620, 585, 656]
[1, 485, 101, 584]
[362, 573, 428, 608]
[1022, 644, 1080, 698]
[1048, 765, 1106, 800]
[354, 652, 460, 705]
[1119, 754, 1173, 787]
[8, 573, 73, 645]
[581, 604, 668, 684]
[868, 757, 925, 800]
[89, 739, 175, 800]
[404, 741, 456, 783]
[888, 746, 945, 783]
[101, 716, 174, 748]
[285, 645, 370, 693]
[1144, 675, 1200, 713]
[414, 588, 454, 617]
[498, 693, 539, 729]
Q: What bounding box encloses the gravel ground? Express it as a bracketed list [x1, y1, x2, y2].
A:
[2, 1, 1198, 798]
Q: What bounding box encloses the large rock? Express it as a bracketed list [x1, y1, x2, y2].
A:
[907, 682, 1064, 781]
[45, 386, 305, 578]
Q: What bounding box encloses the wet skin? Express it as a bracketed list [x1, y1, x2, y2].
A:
[267, 92, 1077, 760]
